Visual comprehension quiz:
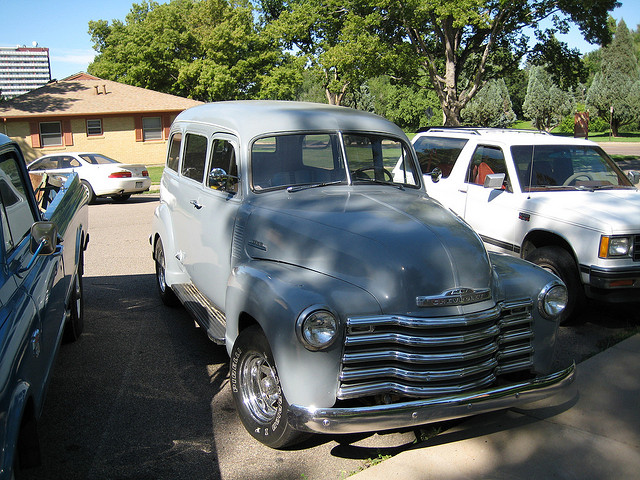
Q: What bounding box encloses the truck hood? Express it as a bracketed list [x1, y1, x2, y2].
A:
[243, 186, 495, 314]
[526, 188, 640, 232]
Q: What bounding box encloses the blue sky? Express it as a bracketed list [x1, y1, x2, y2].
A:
[1, 0, 639, 81]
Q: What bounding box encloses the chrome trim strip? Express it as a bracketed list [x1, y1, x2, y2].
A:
[289, 363, 576, 434]
[344, 324, 500, 348]
[342, 341, 498, 365]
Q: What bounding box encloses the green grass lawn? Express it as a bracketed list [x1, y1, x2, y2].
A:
[147, 165, 164, 184]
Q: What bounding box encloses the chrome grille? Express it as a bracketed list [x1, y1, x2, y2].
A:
[634, 235, 640, 261]
[338, 300, 533, 400]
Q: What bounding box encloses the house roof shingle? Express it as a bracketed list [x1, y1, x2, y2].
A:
[1, 76, 202, 119]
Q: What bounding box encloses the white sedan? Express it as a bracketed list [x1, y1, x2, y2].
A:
[28, 152, 151, 203]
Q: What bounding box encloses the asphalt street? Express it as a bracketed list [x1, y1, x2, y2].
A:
[22, 194, 640, 480]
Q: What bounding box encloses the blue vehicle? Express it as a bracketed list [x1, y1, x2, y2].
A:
[0, 134, 88, 478]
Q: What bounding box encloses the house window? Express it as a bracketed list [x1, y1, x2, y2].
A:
[40, 122, 62, 147]
[142, 117, 162, 141]
[87, 119, 103, 136]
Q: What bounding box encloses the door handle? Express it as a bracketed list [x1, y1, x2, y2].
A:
[190, 200, 203, 210]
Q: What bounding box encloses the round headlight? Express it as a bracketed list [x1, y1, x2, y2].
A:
[538, 282, 568, 319]
[296, 308, 338, 351]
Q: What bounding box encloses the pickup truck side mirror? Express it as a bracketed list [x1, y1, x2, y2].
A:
[29, 221, 58, 255]
[483, 173, 506, 190]
[429, 167, 442, 183]
[627, 170, 640, 185]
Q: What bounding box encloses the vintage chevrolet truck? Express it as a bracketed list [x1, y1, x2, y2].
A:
[0, 134, 89, 477]
[151, 101, 575, 448]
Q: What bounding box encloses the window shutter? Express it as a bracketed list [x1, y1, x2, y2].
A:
[63, 119, 73, 146]
[30, 121, 41, 148]
[162, 114, 171, 140]
[134, 116, 143, 142]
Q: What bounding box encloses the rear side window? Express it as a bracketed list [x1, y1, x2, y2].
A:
[166, 133, 182, 172]
[0, 151, 37, 252]
[181, 134, 208, 182]
[413, 136, 467, 178]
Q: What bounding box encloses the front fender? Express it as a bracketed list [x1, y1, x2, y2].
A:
[490, 252, 562, 374]
[225, 260, 381, 407]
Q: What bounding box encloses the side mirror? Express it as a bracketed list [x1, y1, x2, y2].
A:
[30, 221, 58, 255]
[483, 173, 506, 190]
[627, 170, 640, 185]
[429, 167, 442, 183]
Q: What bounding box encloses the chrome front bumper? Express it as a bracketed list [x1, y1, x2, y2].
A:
[288, 363, 576, 434]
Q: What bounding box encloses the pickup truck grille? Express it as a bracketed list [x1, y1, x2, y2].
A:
[634, 235, 640, 261]
[338, 300, 533, 400]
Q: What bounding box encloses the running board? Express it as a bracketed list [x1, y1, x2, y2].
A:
[171, 283, 226, 344]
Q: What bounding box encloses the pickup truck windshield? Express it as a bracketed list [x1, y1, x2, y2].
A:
[251, 133, 419, 191]
[512, 145, 633, 191]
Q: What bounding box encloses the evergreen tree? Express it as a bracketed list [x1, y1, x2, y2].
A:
[586, 20, 640, 136]
[461, 79, 516, 127]
[523, 66, 573, 132]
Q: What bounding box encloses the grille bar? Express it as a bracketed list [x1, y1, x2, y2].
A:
[338, 300, 534, 401]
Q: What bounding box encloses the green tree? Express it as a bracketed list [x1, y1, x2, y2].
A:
[462, 79, 516, 127]
[586, 20, 640, 136]
[88, 0, 295, 101]
[523, 66, 573, 132]
[260, 0, 396, 105]
[353, 0, 618, 126]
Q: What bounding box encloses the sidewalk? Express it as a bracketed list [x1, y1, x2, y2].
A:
[351, 334, 640, 479]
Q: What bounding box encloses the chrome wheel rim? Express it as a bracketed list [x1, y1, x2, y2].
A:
[156, 243, 167, 293]
[239, 352, 280, 423]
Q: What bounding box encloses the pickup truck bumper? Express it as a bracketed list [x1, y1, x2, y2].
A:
[583, 264, 640, 302]
[288, 363, 576, 434]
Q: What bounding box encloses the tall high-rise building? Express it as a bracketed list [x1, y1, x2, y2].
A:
[0, 44, 52, 99]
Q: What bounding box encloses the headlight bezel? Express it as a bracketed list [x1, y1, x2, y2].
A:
[599, 235, 632, 258]
[295, 305, 339, 351]
[537, 281, 568, 320]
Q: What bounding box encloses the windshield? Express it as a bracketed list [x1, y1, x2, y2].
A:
[511, 145, 633, 191]
[79, 153, 119, 165]
[251, 133, 419, 192]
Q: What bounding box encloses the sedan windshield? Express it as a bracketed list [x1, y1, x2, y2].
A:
[511, 145, 633, 191]
[251, 133, 419, 191]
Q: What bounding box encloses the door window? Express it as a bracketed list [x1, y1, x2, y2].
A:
[465, 145, 510, 189]
[0, 151, 37, 252]
[208, 139, 239, 194]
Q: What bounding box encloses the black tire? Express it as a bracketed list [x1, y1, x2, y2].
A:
[154, 238, 180, 307]
[111, 193, 131, 203]
[63, 266, 84, 343]
[81, 180, 96, 204]
[525, 246, 584, 324]
[230, 325, 306, 448]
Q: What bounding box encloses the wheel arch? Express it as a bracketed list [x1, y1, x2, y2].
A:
[521, 230, 578, 265]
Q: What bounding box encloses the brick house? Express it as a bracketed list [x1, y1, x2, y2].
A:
[0, 73, 202, 164]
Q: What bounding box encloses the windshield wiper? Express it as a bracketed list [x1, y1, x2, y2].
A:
[286, 180, 345, 193]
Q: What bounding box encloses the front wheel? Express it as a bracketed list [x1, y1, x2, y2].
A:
[230, 326, 306, 448]
[525, 246, 584, 324]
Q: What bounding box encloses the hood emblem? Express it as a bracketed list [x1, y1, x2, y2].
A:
[416, 288, 491, 307]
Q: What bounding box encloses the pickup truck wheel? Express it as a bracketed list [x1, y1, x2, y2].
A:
[231, 326, 306, 448]
[525, 246, 584, 324]
[63, 267, 84, 342]
[154, 239, 180, 307]
[81, 180, 96, 204]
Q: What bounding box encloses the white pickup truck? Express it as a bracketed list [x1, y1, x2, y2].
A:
[412, 128, 640, 322]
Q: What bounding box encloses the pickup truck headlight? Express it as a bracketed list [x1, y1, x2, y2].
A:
[599, 235, 632, 258]
[296, 307, 338, 351]
[538, 282, 568, 319]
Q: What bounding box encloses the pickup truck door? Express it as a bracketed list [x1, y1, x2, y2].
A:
[459, 145, 520, 254]
[0, 149, 65, 401]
